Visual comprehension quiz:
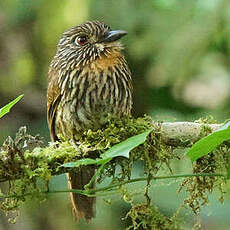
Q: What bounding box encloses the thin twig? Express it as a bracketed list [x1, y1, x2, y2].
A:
[0, 173, 225, 199]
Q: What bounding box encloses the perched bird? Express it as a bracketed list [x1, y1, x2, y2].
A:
[47, 21, 133, 222]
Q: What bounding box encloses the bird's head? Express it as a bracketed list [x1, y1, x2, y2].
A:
[54, 21, 127, 68]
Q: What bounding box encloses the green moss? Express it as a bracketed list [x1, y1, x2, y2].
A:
[126, 204, 182, 230]
[178, 117, 227, 216]
[0, 116, 229, 228]
[0, 116, 155, 213]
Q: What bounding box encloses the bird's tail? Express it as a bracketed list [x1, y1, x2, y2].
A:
[67, 166, 96, 222]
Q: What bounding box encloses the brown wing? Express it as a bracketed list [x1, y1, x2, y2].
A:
[47, 68, 61, 141]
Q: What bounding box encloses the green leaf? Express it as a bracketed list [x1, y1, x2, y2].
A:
[0, 95, 24, 119]
[186, 121, 230, 162]
[62, 159, 98, 168]
[62, 129, 153, 168]
[101, 129, 153, 159]
[227, 159, 230, 180]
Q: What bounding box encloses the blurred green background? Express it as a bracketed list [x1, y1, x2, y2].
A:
[1, 0, 230, 229]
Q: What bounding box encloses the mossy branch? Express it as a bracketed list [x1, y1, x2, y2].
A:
[0, 117, 222, 183]
[0, 116, 229, 228]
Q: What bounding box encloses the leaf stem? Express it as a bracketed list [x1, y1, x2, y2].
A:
[84, 160, 110, 190]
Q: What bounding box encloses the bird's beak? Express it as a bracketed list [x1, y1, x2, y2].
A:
[102, 30, 127, 43]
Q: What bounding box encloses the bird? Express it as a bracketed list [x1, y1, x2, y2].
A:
[47, 21, 133, 222]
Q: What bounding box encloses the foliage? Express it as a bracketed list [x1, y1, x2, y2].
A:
[0, 116, 229, 229]
[179, 117, 230, 216]
[0, 95, 23, 119]
[183, 119, 230, 215]
[62, 129, 152, 168]
[186, 121, 230, 162]
[126, 204, 181, 230]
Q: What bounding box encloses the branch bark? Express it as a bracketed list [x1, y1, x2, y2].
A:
[159, 122, 221, 146]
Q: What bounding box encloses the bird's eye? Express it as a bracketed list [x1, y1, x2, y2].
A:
[75, 36, 88, 46]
